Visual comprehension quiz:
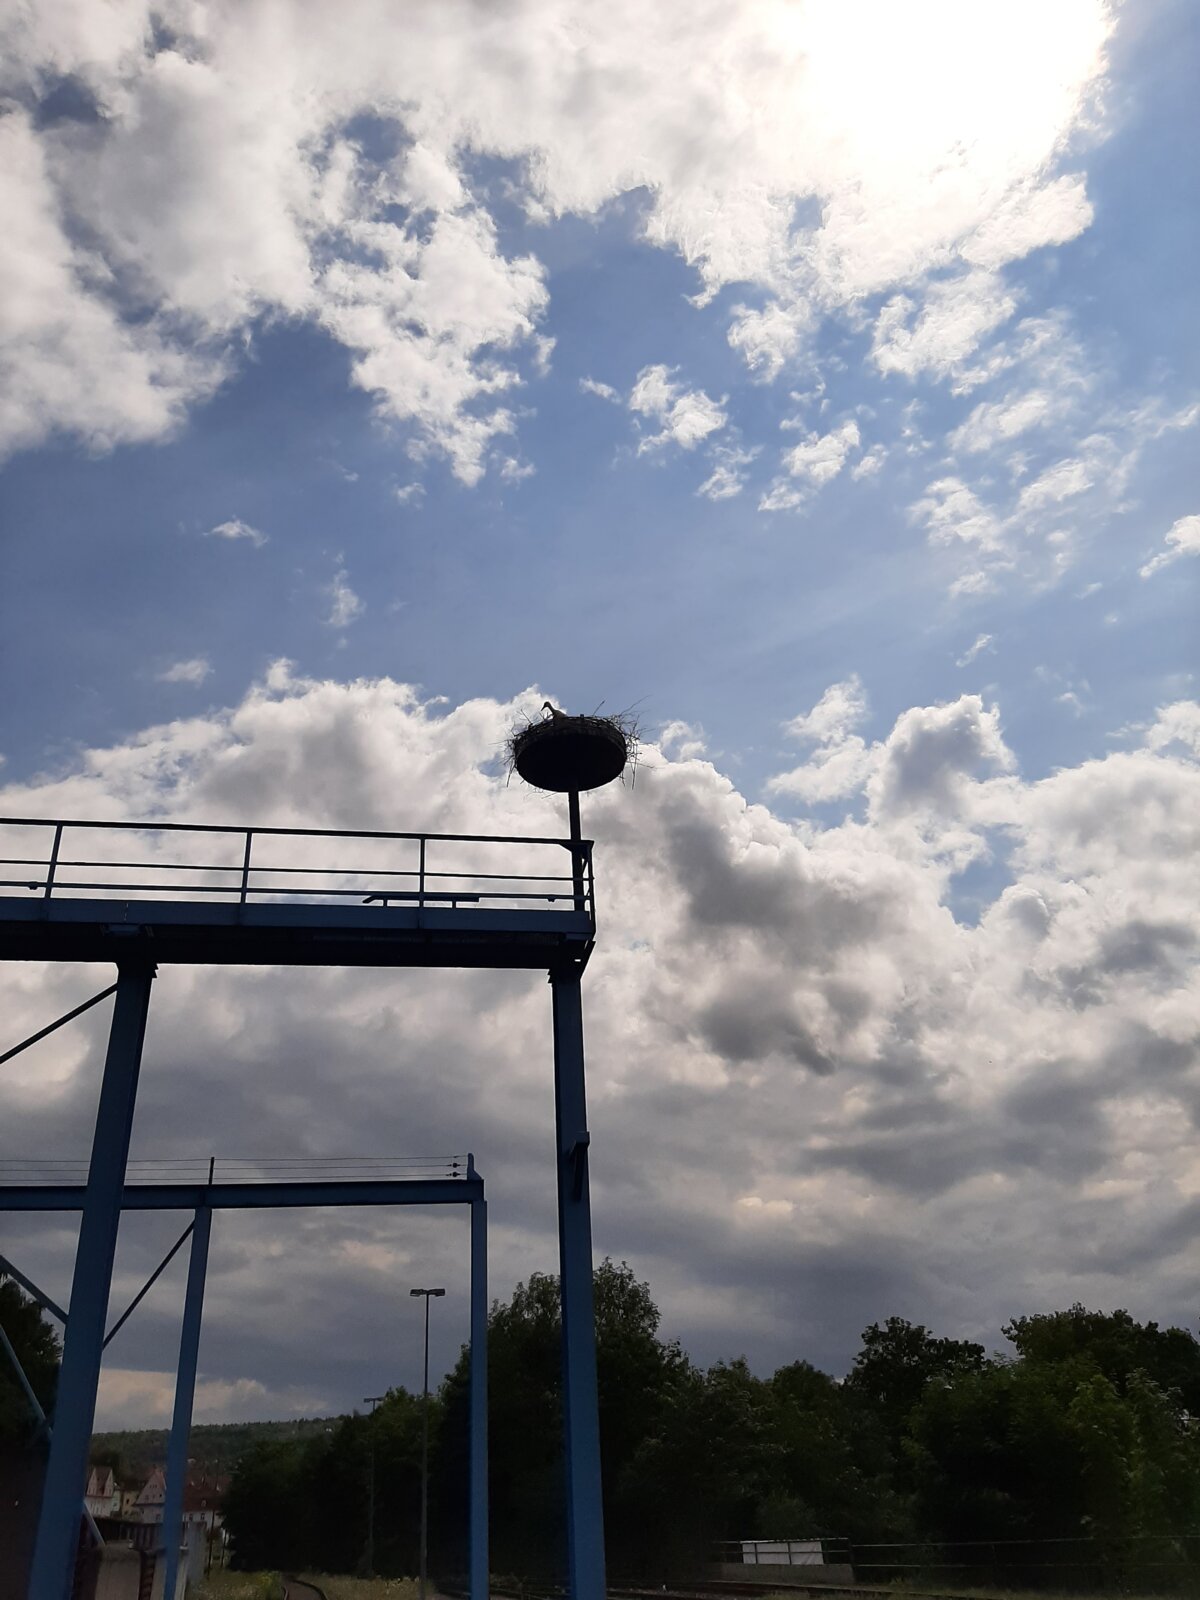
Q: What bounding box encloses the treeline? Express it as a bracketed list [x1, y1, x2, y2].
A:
[224, 1261, 1200, 1582]
[91, 1418, 336, 1484]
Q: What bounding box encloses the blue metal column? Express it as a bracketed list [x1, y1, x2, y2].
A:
[550, 967, 606, 1600]
[469, 1187, 488, 1600]
[29, 960, 155, 1600]
[161, 1201, 212, 1600]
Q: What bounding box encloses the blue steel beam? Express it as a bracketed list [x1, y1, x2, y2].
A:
[29, 960, 155, 1600]
[469, 1188, 489, 1600]
[0, 1252, 68, 1324]
[550, 968, 606, 1600]
[0, 1178, 483, 1212]
[161, 1204, 212, 1600]
[0, 1323, 102, 1547]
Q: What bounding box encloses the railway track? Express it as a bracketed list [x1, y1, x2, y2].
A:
[447, 1580, 994, 1600]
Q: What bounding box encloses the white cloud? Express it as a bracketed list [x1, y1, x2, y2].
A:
[325, 568, 364, 629]
[158, 657, 212, 686]
[850, 444, 886, 480]
[579, 377, 620, 403]
[206, 517, 267, 547]
[0, 0, 1112, 465]
[629, 364, 727, 454]
[392, 484, 425, 506]
[1140, 514, 1200, 579]
[911, 477, 1005, 551]
[785, 676, 868, 745]
[659, 720, 708, 760]
[872, 271, 1019, 385]
[2, 668, 1198, 1412]
[696, 443, 760, 502]
[956, 633, 995, 668]
[760, 419, 860, 510]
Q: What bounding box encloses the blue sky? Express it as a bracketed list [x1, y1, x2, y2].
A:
[2, 0, 1194, 797]
[1, 0, 1198, 1423]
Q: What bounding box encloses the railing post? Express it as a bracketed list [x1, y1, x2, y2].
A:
[43, 823, 63, 899]
[418, 837, 426, 911]
[238, 831, 253, 906]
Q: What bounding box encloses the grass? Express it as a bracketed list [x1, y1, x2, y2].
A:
[192, 1574, 284, 1600]
[303, 1581, 421, 1600]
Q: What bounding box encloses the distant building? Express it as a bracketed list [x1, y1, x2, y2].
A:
[134, 1465, 167, 1524]
[84, 1466, 121, 1519]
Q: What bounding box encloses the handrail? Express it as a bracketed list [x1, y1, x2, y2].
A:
[0, 815, 585, 847]
[0, 816, 597, 919]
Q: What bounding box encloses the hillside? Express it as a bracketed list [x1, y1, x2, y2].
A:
[91, 1416, 341, 1480]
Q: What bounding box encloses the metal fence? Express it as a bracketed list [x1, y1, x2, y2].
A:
[0, 1155, 471, 1186]
[843, 1533, 1200, 1593]
[0, 816, 593, 916]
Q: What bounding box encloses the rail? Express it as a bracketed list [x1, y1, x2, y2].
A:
[0, 816, 594, 918]
[0, 1156, 472, 1186]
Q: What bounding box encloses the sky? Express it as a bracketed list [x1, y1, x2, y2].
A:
[0, 0, 1197, 1430]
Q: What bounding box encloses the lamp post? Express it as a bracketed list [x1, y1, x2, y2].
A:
[410, 1287, 445, 1600]
[363, 1393, 386, 1577]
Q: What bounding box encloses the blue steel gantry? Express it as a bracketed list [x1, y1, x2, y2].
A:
[0, 1157, 486, 1600]
[0, 817, 607, 1600]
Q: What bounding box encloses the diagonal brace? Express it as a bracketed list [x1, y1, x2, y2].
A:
[0, 1254, 68, 1324]
[0, 983, 117, 1066]
[0, 1322, 102, 1547]
[103, 1220, 194, 1349]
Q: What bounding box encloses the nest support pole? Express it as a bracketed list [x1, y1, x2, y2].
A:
[29, 959, 155, 1600]
[551, 964, 606, 1600]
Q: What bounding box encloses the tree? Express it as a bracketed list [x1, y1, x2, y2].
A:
[0, 1274, 60, 1442]
[845, 1317, 988, 1459]
[1005, 1305, 1200, 1412]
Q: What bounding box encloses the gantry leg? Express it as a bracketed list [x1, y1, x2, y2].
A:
[29, 960, 155, 1600]
[550, 966, 606, 1600]
[469, 1188, 489, 1600]
[162, 1202, 213, 1600]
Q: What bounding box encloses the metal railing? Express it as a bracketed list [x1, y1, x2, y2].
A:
[0, 817, 594, 918]
[0, 1156, 471, 1185]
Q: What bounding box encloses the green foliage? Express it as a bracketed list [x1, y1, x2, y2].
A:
[218, 1273, 1200, 1586]
[91, 1416, 336, 1481]
[0, 1273, 60, 1442]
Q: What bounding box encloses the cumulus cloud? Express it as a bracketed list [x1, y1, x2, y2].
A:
[760, 419, 861, 510]
[696, 442, 760, 501]
[629, 364, 727, 454]
[1141, 514, 1200, 578]
[956, 633, 995, 667]
[205, 518, 268, 547]
[0, 0, 1111, 470]
[872, 271, 1020, 385]
[0, 669, 1197, 1410]
[158, 657, 212, 685]
[324, 567, 364, 628]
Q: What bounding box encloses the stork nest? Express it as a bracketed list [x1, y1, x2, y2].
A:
[507, 705, 640, 793]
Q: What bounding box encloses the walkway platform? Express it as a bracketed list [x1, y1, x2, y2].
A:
[0, 816, 594, 969]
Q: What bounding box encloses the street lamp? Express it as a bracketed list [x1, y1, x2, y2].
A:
[410, 1287, 445, 1600]
[363, 1394, 386, 1577]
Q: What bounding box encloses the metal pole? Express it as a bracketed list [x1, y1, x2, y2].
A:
[550, 965, 606, 1600]
[362, 1394, 385, 1578]
[568, 789, 584, 910]
[162, 1203, 213, 1600]
[421, 1292, 431, 1600]
[29, 959, 155, 1600]
[469, 1192, 489, 1600]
